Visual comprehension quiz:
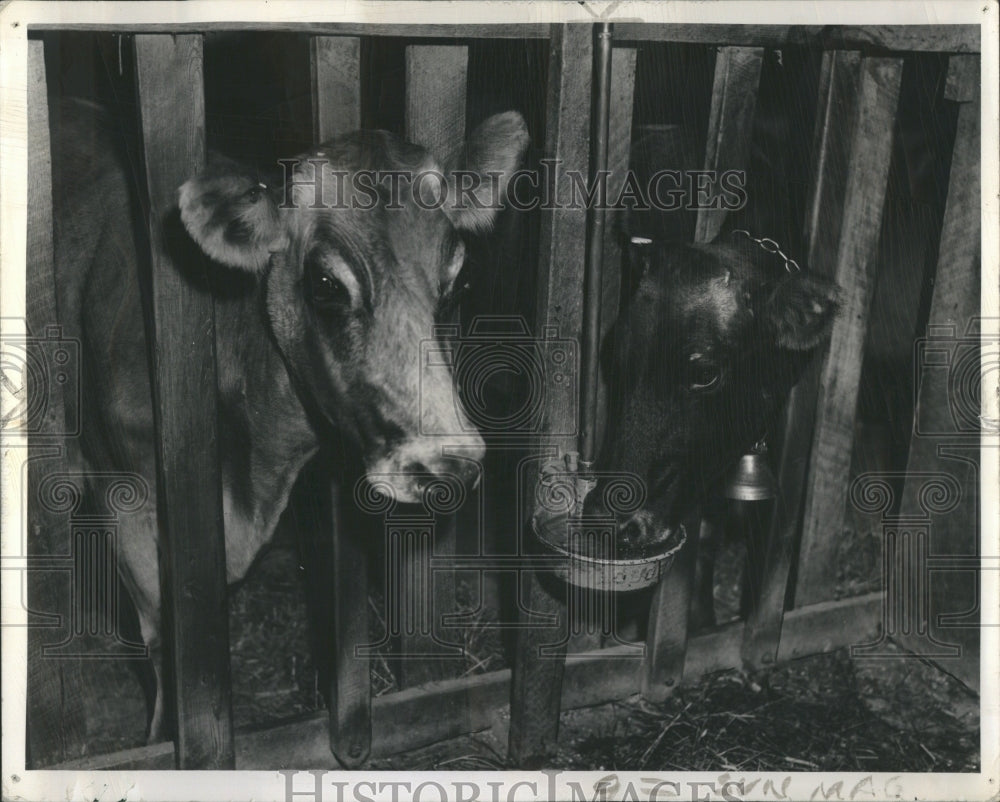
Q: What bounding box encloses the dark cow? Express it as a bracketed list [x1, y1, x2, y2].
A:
[592, 49, 948, 627]
[584, 235, 839, 552]
[51, 98, 528, 739]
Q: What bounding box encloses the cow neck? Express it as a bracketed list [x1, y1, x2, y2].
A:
[211, 283, 319, 581]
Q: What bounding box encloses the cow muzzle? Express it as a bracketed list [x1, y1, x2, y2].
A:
[365, 435, 484, 505]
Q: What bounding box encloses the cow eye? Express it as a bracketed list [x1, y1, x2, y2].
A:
[309, 271, 349, 308]
[685, 354, 721, 393]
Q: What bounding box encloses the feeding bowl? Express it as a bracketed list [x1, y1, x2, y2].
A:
[531, 510, 686, 592]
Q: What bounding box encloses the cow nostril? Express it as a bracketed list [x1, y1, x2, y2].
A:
[402, 457, 480, 491]
[402, 461, 430, 480]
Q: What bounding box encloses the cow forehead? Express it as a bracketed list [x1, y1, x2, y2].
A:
[279, 166, 459, 302]
[654, 245, 759, 346]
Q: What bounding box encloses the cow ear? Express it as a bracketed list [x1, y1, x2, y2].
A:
[765, 273, 840, 351]
[178, 158, 287, 273]
[444, 111, 529, 234]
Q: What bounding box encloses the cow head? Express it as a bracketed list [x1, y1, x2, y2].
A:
[585, 236, 839, 547]
[178, 113, 529, 502]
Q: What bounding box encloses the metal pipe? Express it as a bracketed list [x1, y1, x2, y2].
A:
[579, 22, 614, 468]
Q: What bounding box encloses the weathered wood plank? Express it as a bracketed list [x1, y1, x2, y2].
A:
[134, 34, 234, 770]
[51, 592, 883, 770]
[311, 36, 361, 142]
[308, 34, 371, 767]
[509, 21, 592, 767]
[24, 37, 88, 768]
[597, 43, 638, 388]
[645, 46, 761, 688]
[405, 44, 469, 160]
[896, 56, 980, 691]
[507, 569, 570, 768]
[24, 23, 980, 54]
[641, 514, 700, 701]
[396, 44, 470, 688]
[327, 482, 371, 766]
[739, 51, 899, 670]
[944, 53, 979, 102]
[614, 23, 979, 54]
[694, 46, 764, 244]
[793, 57, 904, 609]
[30, 21, 554, 38]
[582, 45, 637, 657]
[532, 23, 592, 451]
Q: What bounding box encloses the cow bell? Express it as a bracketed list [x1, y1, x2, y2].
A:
[723, 439, 778, 501]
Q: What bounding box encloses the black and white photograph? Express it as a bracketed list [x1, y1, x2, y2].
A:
[0, 2, 996, 800]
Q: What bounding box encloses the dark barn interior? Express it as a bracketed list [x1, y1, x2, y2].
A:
[21, 23, 982, 774]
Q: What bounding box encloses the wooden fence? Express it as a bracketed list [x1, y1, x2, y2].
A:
[27, 21, 981, 770]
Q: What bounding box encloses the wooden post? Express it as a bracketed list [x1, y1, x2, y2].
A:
[405, 44, 468, 160]
[741, 52, 902, 670]
[311, 36, 361, 142]
[309, 36, 371, 767]
[594, 45, 637, 493]
[694, 46, 765, 244]
[327, 479, 372, 765]
[640, 512, 701, 701]
[394, 43, 471, 689]
[134, 34, 234, 770]
[570, 43, 637, 657]
[641, 45, 763, 700]
[508, 22, 592, 768]
[895, 54, 980, 691]
[24, 37, 87, 768]
[792, 55, 904, 608]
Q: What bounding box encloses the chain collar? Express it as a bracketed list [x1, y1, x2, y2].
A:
[730, 229, 801, 273]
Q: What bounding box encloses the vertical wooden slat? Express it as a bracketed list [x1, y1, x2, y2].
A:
[311, 36, 361, 142]
[640, 512, 701, 701]
[642, 45, 762, 700]
[642, 47, 764, 701]
[896, 54, 980, 691]
[25, 37, 86, 767]
[397, 43, 470, 688]
[572, 44, 636, 656]
[26, 41, 57, 340]
[594, 45, 637, 466]
[740, 52, 902, 670]
[405, 44, 468, 160]
[309, 36, 371, 766]
[792, 56, 904, 608]
[508, 22, 592, 768]
[327, 481, 371, 765]
[134, 34, 234, 770]
[694, 46, 765, 244]
[531, 23, 592, 453]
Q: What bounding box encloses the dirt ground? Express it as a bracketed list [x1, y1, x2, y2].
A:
[366, 645, 979, 772]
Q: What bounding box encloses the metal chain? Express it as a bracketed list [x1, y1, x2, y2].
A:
[730, 228, 801, 273]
